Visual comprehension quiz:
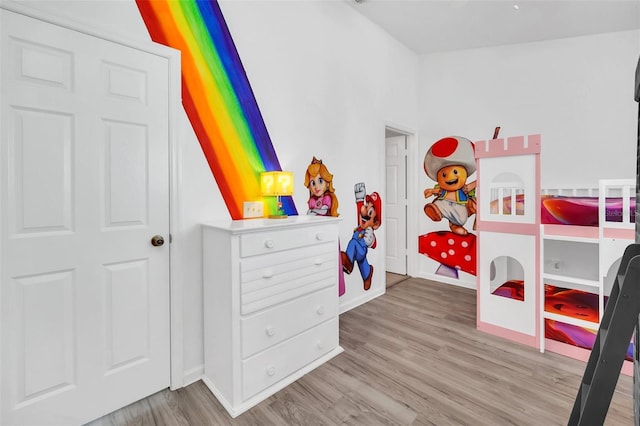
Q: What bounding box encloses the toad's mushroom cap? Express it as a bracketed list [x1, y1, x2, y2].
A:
[424, 136, 476, 181]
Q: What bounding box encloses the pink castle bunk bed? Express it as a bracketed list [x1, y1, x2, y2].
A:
[490, 179, 635, 370]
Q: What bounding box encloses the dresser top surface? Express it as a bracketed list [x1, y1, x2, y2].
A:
[202, 215, 341, 233]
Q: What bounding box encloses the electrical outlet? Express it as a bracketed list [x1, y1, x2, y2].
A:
[243, 201, 264, 219]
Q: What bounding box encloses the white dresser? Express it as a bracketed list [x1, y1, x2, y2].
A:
[201, 216, 343, 418]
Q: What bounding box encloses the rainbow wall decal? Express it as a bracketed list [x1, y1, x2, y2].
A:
[136, 0, 297, 219]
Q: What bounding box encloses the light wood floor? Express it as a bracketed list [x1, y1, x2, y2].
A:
[386, 271, 410, 288]
[88, 277, 634, 425]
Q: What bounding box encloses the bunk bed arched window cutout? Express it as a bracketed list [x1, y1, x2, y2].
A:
[490, 256, 525, 302]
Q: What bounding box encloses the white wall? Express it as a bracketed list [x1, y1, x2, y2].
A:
[219, 0, 419, 315]
[13, 0, 419, 385]
[414, 30, 640, 284]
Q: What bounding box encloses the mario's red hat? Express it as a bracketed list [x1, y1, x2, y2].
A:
[366, 192, 382, 225]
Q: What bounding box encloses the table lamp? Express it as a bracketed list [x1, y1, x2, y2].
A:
[260, 171, 294, 219]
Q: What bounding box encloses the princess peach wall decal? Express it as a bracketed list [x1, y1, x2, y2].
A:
[304, 157, 339, 217]
[304, 157, 346, 296]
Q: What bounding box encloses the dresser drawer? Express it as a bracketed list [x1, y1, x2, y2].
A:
[241, 286, 337, 358]
[239, 224, 336, 258]
[240, 244, 337, 314]
[242, 317, 338, 400]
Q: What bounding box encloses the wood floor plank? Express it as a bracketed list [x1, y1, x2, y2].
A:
[87, 277, 635, 425]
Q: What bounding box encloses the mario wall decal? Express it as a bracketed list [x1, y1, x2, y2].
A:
[419, 136, 477, 279]
[341, 183, 381, 291]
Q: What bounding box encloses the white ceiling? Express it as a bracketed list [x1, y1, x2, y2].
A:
[345, 0, 640, 54]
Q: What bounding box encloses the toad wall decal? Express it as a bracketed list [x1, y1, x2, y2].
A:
[419, 136, 477, 279]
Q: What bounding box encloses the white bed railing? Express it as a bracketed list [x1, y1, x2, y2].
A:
[598, 179, 635, 229]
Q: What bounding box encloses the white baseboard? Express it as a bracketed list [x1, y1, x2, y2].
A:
[417, 271, 476, 290]
[339, 286, 385, 314]
[182, 364, 204, 388]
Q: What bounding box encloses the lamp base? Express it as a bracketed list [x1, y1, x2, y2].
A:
[267, 214, 289, 219]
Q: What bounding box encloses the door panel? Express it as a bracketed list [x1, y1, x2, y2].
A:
[1, 9, 170, 425]
[14, 271, 75, 402]
[385, 135, 407, 275]
[12, 109, 74, 234]
[104, 121, 148, 227]
[104, 259, 150, 372]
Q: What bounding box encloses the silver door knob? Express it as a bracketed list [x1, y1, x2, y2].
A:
[151, 235, 165, 246]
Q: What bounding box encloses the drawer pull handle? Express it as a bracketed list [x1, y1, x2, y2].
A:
[265, 326, 276, 336]
[266, 366, 276, 376]
[262, 269, 274, 278]
[315, 232, 325, 241]
[314, 259, 323, 266]
[316, 341, 324, 351]
[316, 306, 325, 316]
[264, 239, 274, 249]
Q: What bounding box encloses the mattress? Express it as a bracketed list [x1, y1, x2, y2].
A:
[492, 280, 633, 361]
[490, 194, 635, 226]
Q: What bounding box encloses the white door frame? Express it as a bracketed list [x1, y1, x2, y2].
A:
[384, 133, 408, 275]
[384, 122, 419, 278]
[0, 1, 185, 401]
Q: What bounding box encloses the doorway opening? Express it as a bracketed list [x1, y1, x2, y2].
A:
[385, 126, 411, 286]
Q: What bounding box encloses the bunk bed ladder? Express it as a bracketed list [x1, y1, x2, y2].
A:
[568, 243, 640, 426]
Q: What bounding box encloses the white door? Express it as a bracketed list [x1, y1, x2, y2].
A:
[1, 10, 170, 425]
[385, 135, 407, 275]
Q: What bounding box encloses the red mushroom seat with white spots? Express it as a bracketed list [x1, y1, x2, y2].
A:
[418, 231, 476, 276]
